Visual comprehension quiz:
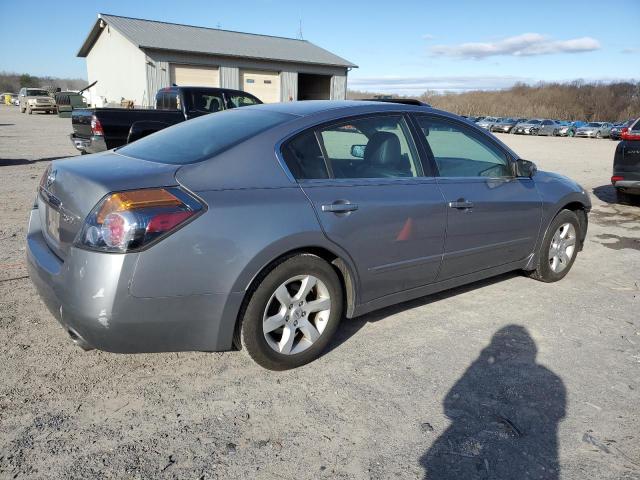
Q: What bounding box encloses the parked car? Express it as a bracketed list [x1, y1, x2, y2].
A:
[11, 95, 20, 106]
[575, 122, 612, 139]
[512, 119, 542, 135]
[27, 101, 591, 370]
[18, 87, 57, 114]
[476, 116, 501, 130]
[531, 119, 559, 136]
[612, 117, 640, 201]
[556, 121, 585, 137]
[70, 86, 262, 154]
[490, 118, 519, 133]
[610, 120, 635, 141]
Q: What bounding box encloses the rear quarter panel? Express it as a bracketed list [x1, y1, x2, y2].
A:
[129, 186, 355, 298]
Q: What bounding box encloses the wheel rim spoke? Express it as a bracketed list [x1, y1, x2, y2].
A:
[299, 319, 320, 342]
[278, 325, 296, 354]
[293, 275, 317, 302]
[274, 284, 292, 307]
[306, 297, 330, 313]
[263, 310, 286, 333]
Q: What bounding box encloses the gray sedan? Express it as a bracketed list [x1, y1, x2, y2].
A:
[27, 101, 591, 369]
[575, 122, 612, 139]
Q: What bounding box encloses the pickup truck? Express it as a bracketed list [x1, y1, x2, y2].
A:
[70, 86, 262, 154]
[612, 117, 640, 202]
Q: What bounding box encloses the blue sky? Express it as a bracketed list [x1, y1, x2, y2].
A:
[1, 0, 638, 93]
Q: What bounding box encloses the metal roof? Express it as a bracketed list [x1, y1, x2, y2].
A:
[78, 14, 357, 68]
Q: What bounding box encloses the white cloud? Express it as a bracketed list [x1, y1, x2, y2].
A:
[430, 33, 600, 59]
[621, 47, 639, 54]
[421, 34, 435, 40]
[349, 75, 531, 94]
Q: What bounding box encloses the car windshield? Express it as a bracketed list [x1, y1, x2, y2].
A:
[26, 89, 49, 96]
[587, 122, 601, 127]
[529, 119, 541, 124]
[118, 108, 292, 164]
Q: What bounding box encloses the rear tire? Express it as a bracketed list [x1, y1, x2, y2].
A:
[240, 254, 343, 370]
[527, 210, 581, 283]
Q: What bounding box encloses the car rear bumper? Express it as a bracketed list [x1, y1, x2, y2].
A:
[69, 133, 107, 154]
[613, 179, 640, 193]
[26, 208, 242, 353]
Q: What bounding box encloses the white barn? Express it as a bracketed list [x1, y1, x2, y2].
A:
[77, 14, 356, 107]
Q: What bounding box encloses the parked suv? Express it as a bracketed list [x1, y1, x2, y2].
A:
[18, 88, 56, 114]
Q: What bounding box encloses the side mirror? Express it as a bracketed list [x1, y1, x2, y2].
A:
[516, 159, 537, 178]
[350, 144, 366, 158]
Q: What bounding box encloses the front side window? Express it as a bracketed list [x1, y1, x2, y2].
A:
[318, 116, 421, 179]
[415, 116, 512, 178]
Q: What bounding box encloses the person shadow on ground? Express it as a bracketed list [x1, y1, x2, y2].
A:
[421, 325, 566, 480]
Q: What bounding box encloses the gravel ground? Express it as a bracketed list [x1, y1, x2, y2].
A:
[0, 105, 638, 479]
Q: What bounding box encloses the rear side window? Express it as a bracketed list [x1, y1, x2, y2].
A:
[318, 116, 421, 179]
[281, 131, 329, 180]
[118, 109, 292, 164]
[226, 94, 261, 109]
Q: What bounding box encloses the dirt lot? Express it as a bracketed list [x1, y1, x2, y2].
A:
[0, 104, 638, 479]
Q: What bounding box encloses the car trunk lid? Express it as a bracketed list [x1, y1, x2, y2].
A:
[38, 151, 180, 259]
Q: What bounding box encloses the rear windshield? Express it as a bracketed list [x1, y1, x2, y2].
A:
[118, 108, 292, 164]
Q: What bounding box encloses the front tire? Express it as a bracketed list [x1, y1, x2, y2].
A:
[527, 210, 581, 283]
[240, 254, 343, 370]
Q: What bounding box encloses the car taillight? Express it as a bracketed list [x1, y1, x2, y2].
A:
[621, 127, 640, 141]
[76, 187, 204, 252]
[91, 114, 104, 136]
[611, 175, 624, 184]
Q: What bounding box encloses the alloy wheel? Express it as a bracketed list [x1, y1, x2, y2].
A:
[262, 275, 331, 355]
[548, 223, 576, 273]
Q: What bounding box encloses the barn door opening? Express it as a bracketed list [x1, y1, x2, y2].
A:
[297, 74, 331, 100]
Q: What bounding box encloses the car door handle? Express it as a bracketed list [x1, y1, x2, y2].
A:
[321, 202, 359, 213]
[448, 199, 474, 209]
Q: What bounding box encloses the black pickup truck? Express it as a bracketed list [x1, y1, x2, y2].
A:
[70, 86, 262, 154]
[612, 117, 640, 201]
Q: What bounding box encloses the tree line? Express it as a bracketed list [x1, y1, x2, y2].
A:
[348, 81, 639, 122]
[0, 72, 87, 94]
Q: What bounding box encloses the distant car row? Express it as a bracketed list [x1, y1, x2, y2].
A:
[461, 115, 633, 140]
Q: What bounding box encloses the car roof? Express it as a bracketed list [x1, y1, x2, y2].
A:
[248, 100, 436, 117]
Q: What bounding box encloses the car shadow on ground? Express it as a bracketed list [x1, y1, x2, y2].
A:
[419, 324, 565, 479]
[0, 157, 67, 167]
[592, 184, 640, 206]
[326, 272, 520, 355]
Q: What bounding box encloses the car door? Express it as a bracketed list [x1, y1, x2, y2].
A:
[412, 114, 542, 281]
[281, 113, 447, 303]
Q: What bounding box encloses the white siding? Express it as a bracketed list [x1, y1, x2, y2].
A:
[85, 25, 147, 106]
[330, 75, 347, 100]
[220, 66, 240, 89]
[280, 71, 297, 101]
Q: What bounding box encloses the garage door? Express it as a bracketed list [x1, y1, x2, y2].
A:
[170, 64, 219, 87]
[240, 70, 280, 103]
